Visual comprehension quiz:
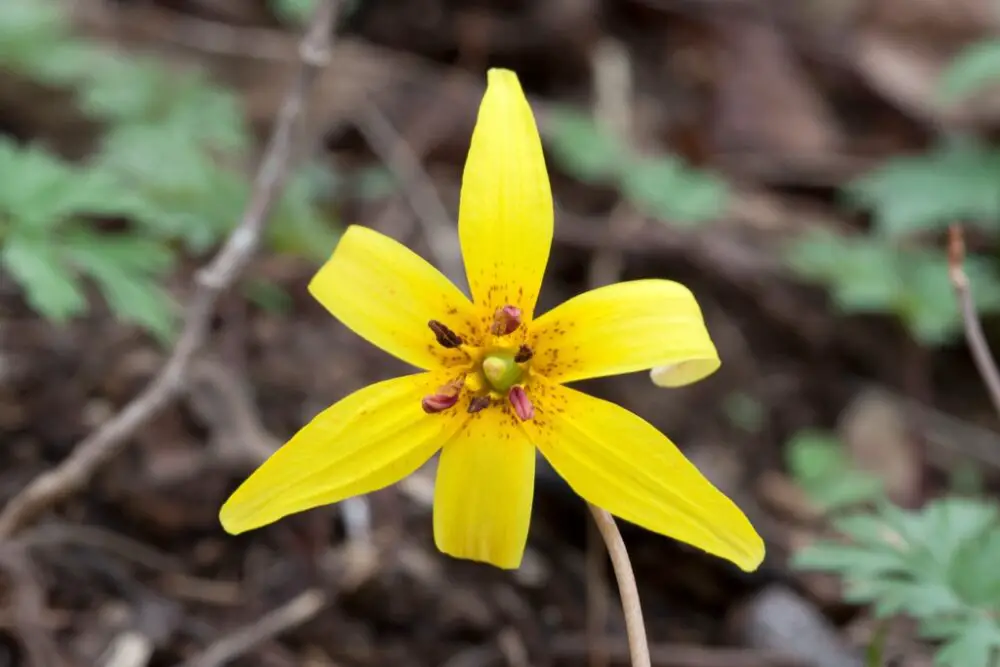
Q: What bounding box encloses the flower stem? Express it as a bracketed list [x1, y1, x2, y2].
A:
[587, 504, 651, 667]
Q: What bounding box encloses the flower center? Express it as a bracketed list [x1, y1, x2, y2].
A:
[423, 309, 536, 421]
[481, 350, 523, 393]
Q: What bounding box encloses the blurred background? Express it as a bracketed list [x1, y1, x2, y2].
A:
[3, 0, 1000, 665]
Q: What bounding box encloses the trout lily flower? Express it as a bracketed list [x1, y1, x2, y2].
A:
[220, 69, 764, 572]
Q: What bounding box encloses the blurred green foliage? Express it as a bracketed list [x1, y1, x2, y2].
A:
[787, 229, 1000, 345]
[0, 0, 340, 340]
[788, 430, 1000, 667]
[786, 430, 885, 512]
[544, 106, 729, 226]
[786, 139, 1000, 346]
[795, 497, 1000, 667]
[940, 38, 1000, 104]
[845, 139, 1000, 237]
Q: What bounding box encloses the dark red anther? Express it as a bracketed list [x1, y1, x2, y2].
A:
[490, 305, 522, 336]
[428, 320, 463, 348]
[514, 344, 533, 363]
[422, 391, 459, 413]
[508, 386, 534, 421]
[467, 396, 491, 414]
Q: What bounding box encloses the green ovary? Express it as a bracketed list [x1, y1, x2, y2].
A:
[481, 350, 523, 393]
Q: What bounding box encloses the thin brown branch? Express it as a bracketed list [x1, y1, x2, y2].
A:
[948, 224, 1000, 418]
[588, 504, 651, 667]
[0, 0, 342, 539]
[175, 589, 327, 667]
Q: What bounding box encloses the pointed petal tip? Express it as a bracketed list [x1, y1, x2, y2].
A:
[733, 535, 766, 573]
[486, 67, 520, 86]
[218, 504, 248, 536]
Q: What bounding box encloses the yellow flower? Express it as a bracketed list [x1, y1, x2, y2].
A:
[219, 68, 764, 572]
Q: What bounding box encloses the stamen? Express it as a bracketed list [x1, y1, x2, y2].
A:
[428, 320, 463, 348]
[514, 344, 533, 363]
[508, 386, 534, 421]
[422, 392, 459, 413]
[468, 396, 491, 413]
[490, 305, 522, 336]
[422, 380, 462, 413]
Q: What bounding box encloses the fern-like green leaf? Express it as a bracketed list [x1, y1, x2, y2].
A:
[62, 232, 178, 341]
[2, 234, 86, 322]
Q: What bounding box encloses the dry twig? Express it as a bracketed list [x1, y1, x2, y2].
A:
[175, 589, 328, 667]
[948, 224, 1000, 417]
[588, 504, 651, 667]
[0, 0, 342, 538]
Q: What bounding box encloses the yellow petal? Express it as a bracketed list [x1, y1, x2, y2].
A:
[309, 225, 482, 371]
[220, 371, 463, 534]
[458, 68, 553, 318]
[433, 406, 536, 569]
[525, 380, 764, 572]
[529, 279, 720, 385]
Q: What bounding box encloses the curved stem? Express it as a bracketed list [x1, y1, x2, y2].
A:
[587, 504, 651, 667]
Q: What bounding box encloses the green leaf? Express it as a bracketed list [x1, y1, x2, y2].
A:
[934, 617, 1000, 667]
[785, 232, 902, 312]
[270, 0, 318, 25]
[846, 141, 1000, 236]
[97, 126, 242, 250]
[77, 57, 167, 122]
[544, 106, 628, 183]
[785, 430, 884, 512]
[809, 476, 885, 512]
[0, 0, 69, 72]
[873, 581, 964, 618]
[948, 526, 1000, 606]
[834, 513, 899, 547]
[62, 233, 178, 341]
[2, 234, 86, 322]
[0, 140, 78, 229]
[792, 543, 907, 577]
[0, 141, 141, 231]
[940, 38, 1000, 104]
[8, 37, 106, 85]
[163, 72, 248, 153]
[786, 430, 848, 483]
[621, 157, 728, 226]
